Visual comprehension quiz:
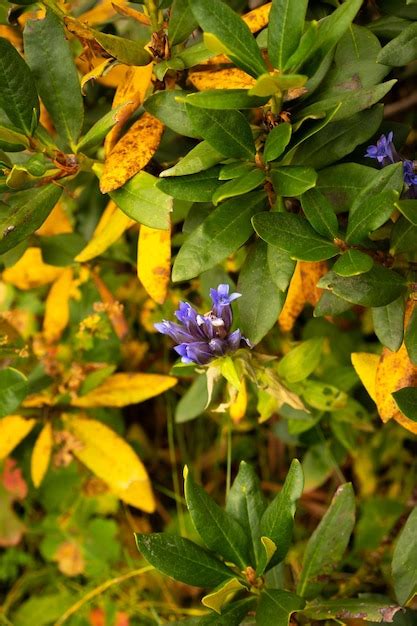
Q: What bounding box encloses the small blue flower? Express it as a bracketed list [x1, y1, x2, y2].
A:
[365, 132, 395, 165]
[155, 284, 251, 365]
[403, 160, 417, 187]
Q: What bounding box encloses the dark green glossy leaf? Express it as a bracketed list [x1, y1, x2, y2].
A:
[263, 123, 292, 163]
[158, 167, 222, 202]
[284, 21, 318, 72]
[168, 0, 198, 46]
[24, 11, 83, 148]
[333, 249, 374, 277]
[181, 89, 268, 110]
[76, 105, 126, 153]
[184, 470, 251, 568]
[392, 388, 417, 423]
[253, 212, 339, 262]
[314, 291, 352, 317]
[267, 244, 296, 292]
[0, 184, 62, 254]
[346, 189, 399, 244]
[309, 0, 363, 62]
[378, 21, 417, 66]
[110, 171, 172, 229]
[0, 38, 39, 135]
[297, 483, 355, 599]
[390, 217, 417, 254]
[301, 188, 339, 238]
[271, 166, 317, 197]
[0, 367, 28, 417]
[161, 142, 223, 178]
[173, 191, 266, 281]
[144, 90, 200, 138]
[318, 267, 406, 307]
[256, 589, 305, 626]
[392, 507, 417, 604]
[186, 105, 255, 159]
[395, 200, 417, 226]
[219, 162, 254, 180]
[39, 233, 86, 267]
[372, 296, 405, 352]
[135, 533, 233, 588]
[268, 0, 308, 70]
[259, 459, 304, 570]
[405, 305, 417, 364]
[316, 163, 375, 213]
[237, 240, 285, 344]
[213, 169, 265, 205]
[191, 0, 267, 77]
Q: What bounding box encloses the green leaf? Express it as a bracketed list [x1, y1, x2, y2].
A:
[93, 30, 151, 66]
[289, 106, 383, 169]
[237, 240, 285, 344]
[161, 142, 224, 178]
[391, 217, 417, 254]
[186, 105, 255, 159]
[191, 0, 267, 77]
[168, 0, 199, 46]
[302, 380, 347, 412]
[252, 213, 339, 262]
[181, 89, 268, 110]
[392, 388, 417, 423]
[0, 38, 39, 135]
[39, 233, 85, 267]
[368, 15, 412, 39]
[284, 21, 318, 72]
[212, 169, 265, 205]
[278, 338, 324, 383]
[226, 462, 266, 567]
[202, 578, 246, 614]
[316, 163, 376, 213]
[310, 0, 363, 61]
[378, 21, 417, 66]
[249, 73, 307, 97]
[270, 165, 315, 199]
[301, 188, 339, 238]
[158, 167, 223, 202]
[392, 506, 417, 605]
[0, 125, 30, 152]
[24, 11, 84, 148]
[176, 599, 255, 625]
[296, 483, 355, 599]
[110, 171, 172, 230]
[144, 90, 200, 138]
[259, 459, 304, 570]
[395, 200, 417, 226]
[175, 375, 208, 423]
[0, 184, 62, 254]
[184, 469, 251, 568]
[372, 296, 405, 352]
[76, 104, 127, 153]
[219, 162, 255, 180]
[172, 191, 266, 282]
[256, 589, 305, 626]
[267, 245, 296, 293]
[405, 305, 417, 364]
[303, 597, 402, 623]
[268, 0, 308, 70]
[263, 123, 292, 163]
[0, 368, 28, 417]
[318, 267, 407, 307]
[333, 249, 374, 277]
[314, 291, 352, 317]
[135, 533, 233, 588]
[346, 189, 399, 244]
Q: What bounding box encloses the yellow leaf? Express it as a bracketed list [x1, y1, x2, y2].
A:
[0, 415, 35, 459]
[188, 67, 255, 91]
[229, 379, 247, 423]
[81, 57, 115, 93]
[78, 0, 125, 25]
[76, 56, 129, 89]
[105, 63, 154, 155]
[76, 201, 134, 262]
[278, 261, 327, 332]
[2, 248, 63, 290]
[393, 411, 417, 435]
[36, 202, 73, 236]
[71, 372, 177, 407]
[100, 112, 164, 193]
[375, 344, 417, 423]
[242, 2, 271, 33]
[31, 422, 53, 487]
[63, 413, 155, 511]
[43, 268, 74, 343]
[351, 352, 379, 403]
[0, 25, 22, 48]
[137, 225, 171, 305]
[23, 392, 55, 408]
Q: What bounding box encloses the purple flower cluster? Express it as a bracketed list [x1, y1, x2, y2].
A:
[155, 284, 251, 365]
[365, 132, 417, 196]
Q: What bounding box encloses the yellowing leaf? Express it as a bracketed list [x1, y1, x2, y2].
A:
[242, 2, 271, 33]
[229, 379, 247, 423]
[100, 112, 164, 193]
[188, 67, 255, 91]
[78, 0, 125, 25]
[31, 422, 53, 487]
[76, 201, 134, 262]
[23, 392, 55, 408]
[375, 344, 417, 423]
[0, 25, 22, 48]
[278, 261, 327, 332]
[2, 248, 63, 290]
[43, 268, 74, 343]
[393, 411, 417, 435]
[105, 63, 154, 154]
[81, 57, 115, 93]
[112, 2, 151, 26]
[36, 202, 73, 236]
[0, 415, 35, 459]
[63, 413, 155, 511]
[202, 578, 245, 614]
[351, 352, 379, 403]
[137, 225, 171, 304]
[71, 372, 177, 407]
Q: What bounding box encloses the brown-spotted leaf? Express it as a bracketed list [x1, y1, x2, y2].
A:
[137, 225, 171, 305]
[188, 67, 255, 91]
[375, 344, 417, 423]
[241, 2, 271, 33]
[100, 112, 164, 193]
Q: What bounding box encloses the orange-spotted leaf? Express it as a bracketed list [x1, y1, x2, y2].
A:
[100, 112, 164, 193]
[137, 225, 171, 304]
[31, 422, 53, 487]
[242, 2, 271, 33]
[188, 67, 255, 91]
[351, 352, 379, 403]
[43, 268, 74, 343]
[76, 201, 134, 262]
[375, 344, 417, 423]
[2, 248, 63, 290]
[0, 415, 35, 459]
[62, 413, 155, 511]
[71, 372, 177, 407]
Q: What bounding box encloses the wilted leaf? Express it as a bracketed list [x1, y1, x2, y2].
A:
[0, 415, 35, 459]
[63, 413, 155, 512]
[31, 422, 53, 487]
[137, 225, 171, 305]
[43, 268, 73, 343]
[71, 373, 177, 407]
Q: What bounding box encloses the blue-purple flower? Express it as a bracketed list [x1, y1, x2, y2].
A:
[155, 284, 251, 365]
[365, 132, 417, 196]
